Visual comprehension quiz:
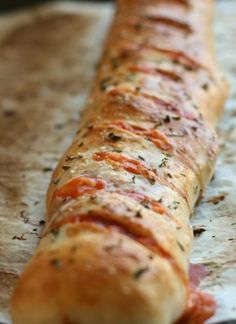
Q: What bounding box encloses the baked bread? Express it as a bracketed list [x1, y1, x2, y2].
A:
[11, 0, 228, 323]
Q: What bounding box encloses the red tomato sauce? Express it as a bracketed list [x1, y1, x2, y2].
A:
[141, 45, 202, 70]
[93, 151, 157, 183]
[52, 176, 106, 203]
[108, 88, 197, 121]
[145, 15, 192, 33]
[129, 64, 182, 82]
[177, 287, 216, 324]
[118, 41, 202, 70]
[50, 212, 187, 284]
[112, 120, 173, 151]
[119, 190, 167, 215]
[93, 151, 188, 207]
[176, 264, 216, 324]
[126, 14, 191, 34]
[189, 263, 209, 288]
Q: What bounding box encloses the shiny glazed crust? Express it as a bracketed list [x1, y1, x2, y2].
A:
[11, 0, 228, 323]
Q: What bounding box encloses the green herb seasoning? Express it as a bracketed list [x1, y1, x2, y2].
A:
[159, 157, 168, 168]
[133, 267, 148, 280]
[201, 83, 209, 91]
[108, 133, 122, 142]
[138, 155, 145, 161]
[62, 166, 71, 171]
[99, 77, 111, 91]
[177, 241, 185, 252]
[51, 259, 61, 270]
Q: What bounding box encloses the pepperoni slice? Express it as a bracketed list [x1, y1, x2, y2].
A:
[142, 45, 202, 70]
[176, 264, 216, 324]
[119, 41, 202, 70]
[189, 263, 209, 288]
[129, 63, 182, 82]
[145, 15, 192, 33]
[108, 88, 197, 121]
[93, 151, 189, 207]
[119, 190, 167, 214]
[112, 120, 173, 151]
[177, 287, 216, 324]
[50, 213, 187, 284]
[93, 151, 157, 183]
[52, 176, 106, 202]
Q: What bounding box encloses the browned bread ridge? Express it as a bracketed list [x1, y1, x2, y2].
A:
[11, 0, 228, 323]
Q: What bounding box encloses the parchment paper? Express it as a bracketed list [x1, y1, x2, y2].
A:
[0, 1, 235, 323]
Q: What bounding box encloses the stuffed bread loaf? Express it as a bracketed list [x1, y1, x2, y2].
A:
[11, 0, 228, 323]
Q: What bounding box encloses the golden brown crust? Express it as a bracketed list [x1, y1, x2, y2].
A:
[11, 0, 228, 323]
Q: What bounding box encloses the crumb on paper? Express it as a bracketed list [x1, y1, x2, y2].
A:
[204, 194, 226, 205]
[193, 225, 206, 237]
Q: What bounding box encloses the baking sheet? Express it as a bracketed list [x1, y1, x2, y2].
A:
[0, 1, 235, 323]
